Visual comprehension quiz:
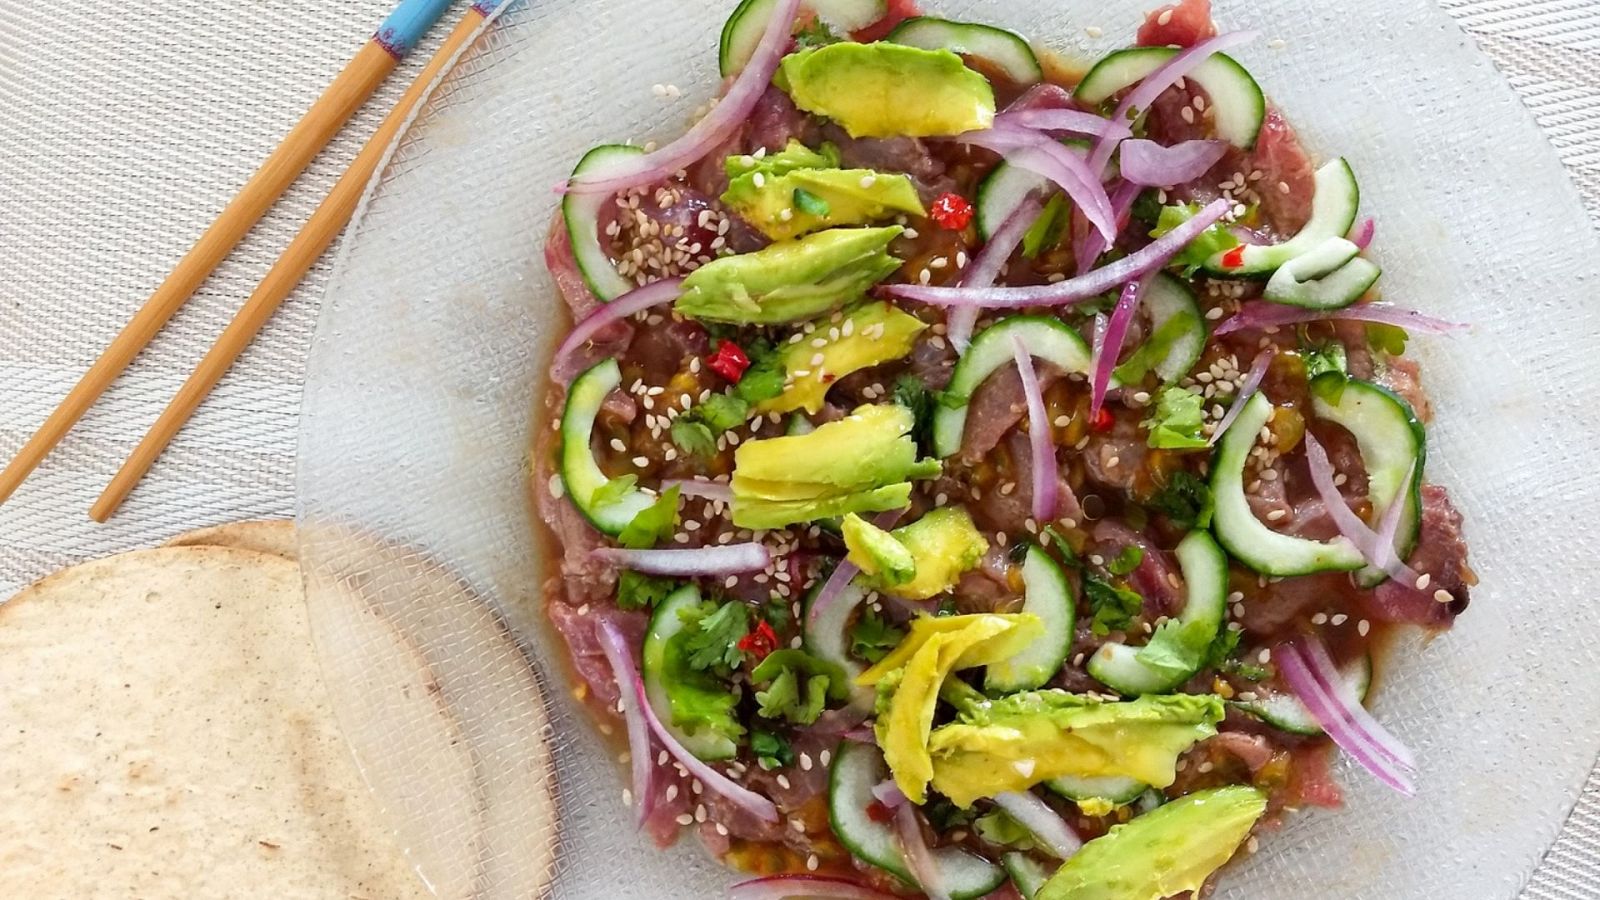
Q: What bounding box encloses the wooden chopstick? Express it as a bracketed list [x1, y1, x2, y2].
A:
[89, 2, 501, 522]
[0, 0, 456, 508]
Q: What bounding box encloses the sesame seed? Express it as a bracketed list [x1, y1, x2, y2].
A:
[1085, 25, 1103, 37]
[820, 749, 832, 766]
[1267, 37, 1287, 50]
[1258, 648, 1272, 664]
[724, 575, 738, 589]
[694, 804, 707, 823]
[659, 751, 670, 766]
[1415, 573, 1431, 590]
[930, 257, 949, 270]
[791, 819, 807, 833]
[859, 174, 876, 189]
[1266, 509, 1287, 521]
[631, 456, 648, 468]
[1277, 181, 1291, 195]
[716, 823, 729, 836]
[1157, 9, 1173, 25]
[1054, 415, 1070, 427]
[779, 208, 794, 222]
[752, 172, 766, 188]
[777, 773, 792, 789]
[1358, 619, 1371, 636]
[621, 788, 633, 806]
[1089, 554, 1105, 566]
[806, 854, 820, 871]
[1331, 613, 1349, 626]
[1434, 589, 1454, 604]
[800, 753, 813, 771]
[1312, 612, 1328, 625]
[1181, 106, 1195, 125]
[675, 814, 693, 826]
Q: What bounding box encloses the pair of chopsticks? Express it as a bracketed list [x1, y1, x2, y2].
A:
[0, 0, 505, 521]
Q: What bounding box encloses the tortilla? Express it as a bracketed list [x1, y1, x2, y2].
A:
[0, 546, 433, 898]
[163, 519, 298, 560]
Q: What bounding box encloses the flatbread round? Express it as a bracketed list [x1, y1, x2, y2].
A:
[163, 520, 298, 561]
[0, 546, 431, 899]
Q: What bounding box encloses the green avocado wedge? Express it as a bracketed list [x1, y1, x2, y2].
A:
[1036, 786, 1267, 900]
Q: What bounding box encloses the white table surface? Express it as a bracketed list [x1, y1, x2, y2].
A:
[1, 0, 1597, 895]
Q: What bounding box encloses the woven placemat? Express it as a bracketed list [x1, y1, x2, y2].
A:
[0, 0, 1596, 895]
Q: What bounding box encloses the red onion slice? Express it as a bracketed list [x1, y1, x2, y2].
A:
[592, 542, 770, 576]
[1303, 431, 1422, 585]
[1298, 635, 1417, 769]
[950, 192, 1046, 352]
[560, 0, 803, 196]
[1348, 216, 1376, 250]
[882, 199, 1230, 309]
[1214, 301, 1468, 337]
[1208, 347, 1275, 447]
[1276, 639, 1415, 796]
[1012, 335, 1059, 522]
[729, 875, 907, 900]
[996, 108, 1129, 140]
[993, 791, 1083, 860]
[1118, 138, 1229, 187]
[893, 804, 951, 900]
[1074, 180, 1143, 275]
[595, 618, 656, 827]
[631, 667, 781, 822]
[663, 478, 733, 503]
[1087, 30, 1261, 174]
[1090, 278, 1143, 418]
[552, 277, 684, 381]
[871, 779, 908, 809]
[959, 127, 1116, 240]
[841, 725, 877, 744]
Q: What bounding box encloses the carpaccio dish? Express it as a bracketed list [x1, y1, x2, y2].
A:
[534, 0, 1475, 896]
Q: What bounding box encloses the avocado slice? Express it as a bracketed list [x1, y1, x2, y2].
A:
[675, 226, 904, 325]
[730, 404, 941, 529]
[843, 507, 989, 600]
[842, 513, 917, 586]
[926, 691, 1224, 807]
[724, 139, 840, 180]
[723, 167, 926, 241]
[776, 43, 997, 139]
[864, 614, 1044, 803]
[1036, 786, 1268, 900]
[760, 301, 926, 415]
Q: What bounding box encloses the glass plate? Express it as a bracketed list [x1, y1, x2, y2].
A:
[296, 1, 1600, 897]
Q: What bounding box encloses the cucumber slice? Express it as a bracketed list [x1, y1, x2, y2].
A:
[975, 161, 1050, 241]
[1002, 852, 1052, 900]
[1114, 272, 1205, 384]
[985, 546, 1074, 692]
[561, 145, 643, 301]
[1263, 237, 1381, 309]
[802, 578, 873, 706]
[1086, 531, 1228, 695]
[1203, 158, 1362, 277]
[887, 17, 1044, 84]
[1045, 774, 1148, 806]
[642, 585, 740, 761]
[1074, 47, 1265, 149]
[720, 0, 888, 77]
[828, 742, 1006, 898]
[933, 316, 1102, 459]
[1234, 654, 1372, 735]
[786, 413, 817, 436]
[560, 359, 657, 535]
[1210, 392, 1366, 576]
[1311, 380, 1425, 588]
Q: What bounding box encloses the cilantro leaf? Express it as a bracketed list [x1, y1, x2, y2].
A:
[793, 19, 838, 50]
[615, 570, 676, 611]
[1043, 525, 1082, 569]
[1148, 470, 1213, 530]
[1085, 574, 1144, 636]
[733, 340, 787, 404]
[591, 474, 638, 508]
[1022, 193, 1070, 259]
[1143, 386, 1209, 450]
[1151, 203, 1241, 277]
[1302, 341, 1348, 382]
[697, 393, 750, 432]
[1134, 618, 1212, 678]
[848, 609, 906, 664]
[750, 648, 847, 725]
[893, 374, 935, 457]
[618, 485, 680, 549]
[1201, 626, 1242, 671]
[669, 417, 716, 459]
[793, 187, 831, 217]
[1107, 546, 1145, 576]
[677, 600, 751, 674]
[761, 595, 792, 630]
[751, 730, 794, 770]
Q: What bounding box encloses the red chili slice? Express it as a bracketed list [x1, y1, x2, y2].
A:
[707, 340, 751, 382]
[929, 192, 975, 231]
